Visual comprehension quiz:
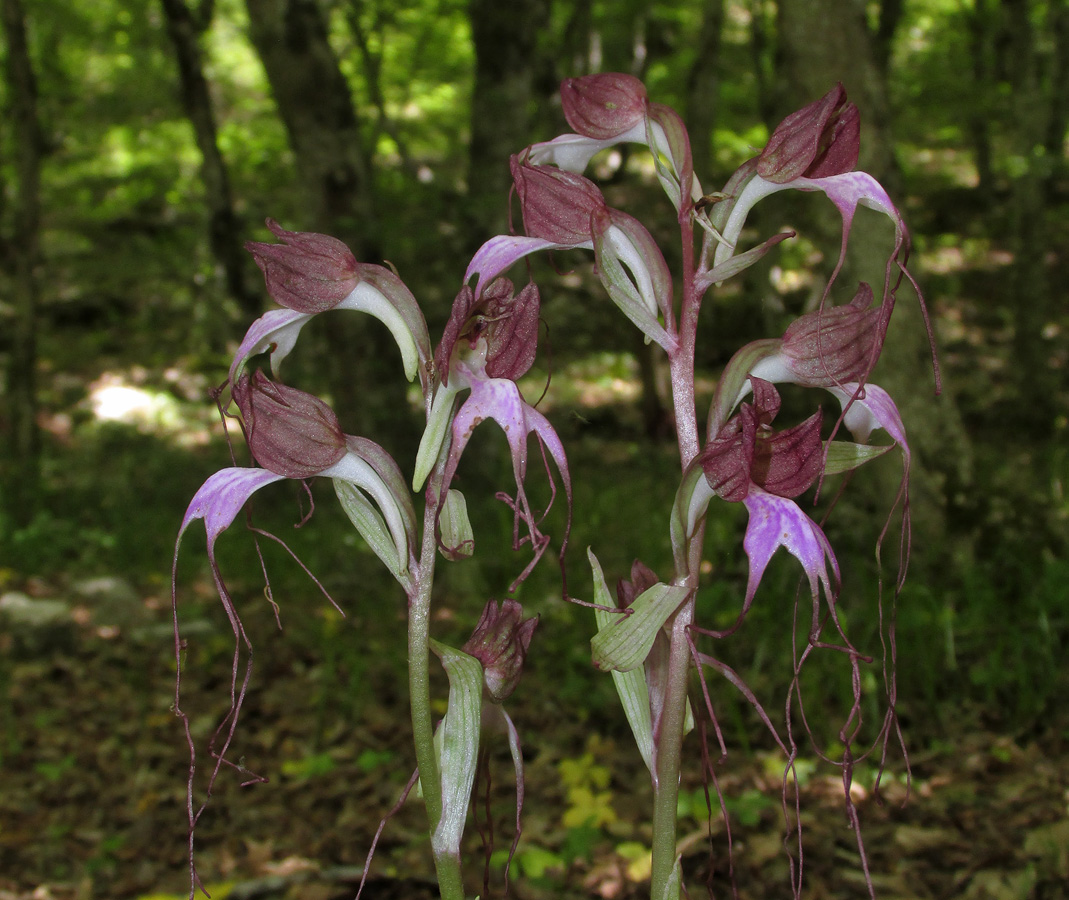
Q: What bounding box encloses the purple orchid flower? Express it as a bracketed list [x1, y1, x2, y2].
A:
[463, 158, 677, 352]
[527, 74, 699, 213]
[688, 377, 840, 609]
[235, 220, 433, 396]
[176, 371, 417, 594]
[414, 278, 571, 591]
[705, 87, 939, 391]
[708, 287, 909, 492]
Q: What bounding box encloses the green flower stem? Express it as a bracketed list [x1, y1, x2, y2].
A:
[649, 593, 695, 899]
[649, 207, 706, 899]
[407, 458, 467, 900]
[672, 213, 701, 470]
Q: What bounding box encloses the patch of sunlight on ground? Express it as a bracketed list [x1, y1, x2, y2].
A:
[84, 368, 217, 446]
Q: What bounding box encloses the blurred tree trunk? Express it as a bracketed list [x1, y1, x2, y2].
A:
[775, 0, 974, 577]
[749, 0, 776, 124]
[1002, 0, 1059, 422]
[965, 0, 998, 194]
[872, 0, 904, 75]
[1, 0, 43, 528]
[344, 1, 414, 177]
[244, 0, 378, 253]
[1043, 1, 1069, 179]
[560, 0, 594, 76]
[244, 0, 390, 434]
[467, 0, 547, 244]
[685, 0, 724, 181]
[160, 0, 260, 318]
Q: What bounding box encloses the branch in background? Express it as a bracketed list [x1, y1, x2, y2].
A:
[159, 0, 260, 317]
[345, 0, 415, 176]
[1, 0, 43, 527]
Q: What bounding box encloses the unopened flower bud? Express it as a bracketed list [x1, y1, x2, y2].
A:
[246, 218, 360, 313]
[232, 370, 346, 479]
[757, 83, 860, 183]
[461, 599, 538, 703]
[561, 73, 648, 140]
[616, 559, 659, 609]
[511, 157, 607, 245]
[781, 283, 881, 386]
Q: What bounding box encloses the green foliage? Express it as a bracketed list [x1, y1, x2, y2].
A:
[3, 8, 1067, 891]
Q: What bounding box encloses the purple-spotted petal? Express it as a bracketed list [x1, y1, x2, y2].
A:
[441, 378, 571, 589]
[741, 487, 840, 605]
[230, 308, 312, 383]
[465, 235, 575, 299]
[829, 382, 909, 466]
[179, 467, 287, 545]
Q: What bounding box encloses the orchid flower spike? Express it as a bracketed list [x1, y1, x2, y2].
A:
[414, 279, 572, 593]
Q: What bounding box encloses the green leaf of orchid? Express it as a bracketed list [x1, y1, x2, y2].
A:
[669, 463, 715, 570]
[658, 859, 684, 900]
[413, 382, 461, 491]
[694, 231, 794, 292]
[822, 439, 893, 475]
[334, 480, 403, 578]
[438, 489, 474, 560]
[589, 549, 655, 773]
[591, 578, 690, 674]
[429, 641, 483, 859]
[592, 216, 677, 353]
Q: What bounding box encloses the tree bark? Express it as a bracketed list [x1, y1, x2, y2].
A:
[965, 0, 997, 194]
[1002, 0, 1058, 420]
[160, 0, 260, 317]
[244, 0, 378, 255]
[685, 0, 725, 181]
[1, 0, 43, 527]
[467, 0, 547, 245]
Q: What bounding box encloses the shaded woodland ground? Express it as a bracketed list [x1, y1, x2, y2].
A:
[2, 0, 1068, 897]
[0, 586, 1067, 900]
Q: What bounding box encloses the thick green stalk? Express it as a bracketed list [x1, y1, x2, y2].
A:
[407, 462, 466, 900]
[648, 595, 695, 898]
[649, 207, 705, 899]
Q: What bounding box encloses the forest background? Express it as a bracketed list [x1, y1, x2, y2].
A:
[0, 0, 1067, 898]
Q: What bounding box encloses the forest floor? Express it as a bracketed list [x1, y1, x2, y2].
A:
[1, 588, 1067, 900]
